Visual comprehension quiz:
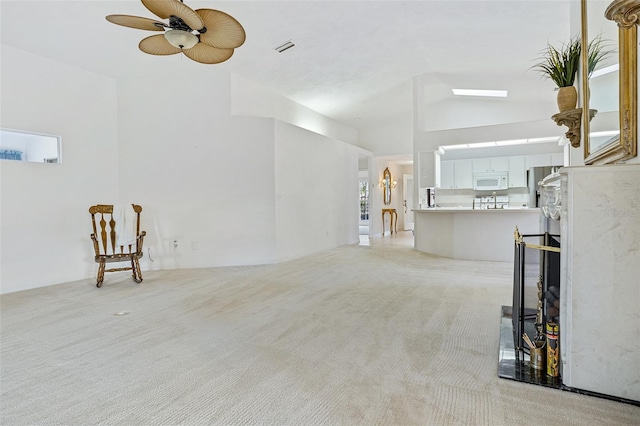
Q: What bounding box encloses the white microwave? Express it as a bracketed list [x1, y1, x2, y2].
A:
[473, 172, 508, 190]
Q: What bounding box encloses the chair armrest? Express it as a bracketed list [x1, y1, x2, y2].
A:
[136, 231, 147, 254]
[90, 233, 100, 256]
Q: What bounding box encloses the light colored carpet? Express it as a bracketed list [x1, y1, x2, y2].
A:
[1, 244, 638, 425]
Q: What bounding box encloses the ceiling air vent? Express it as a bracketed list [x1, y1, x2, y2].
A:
[274, 40, 295, 53]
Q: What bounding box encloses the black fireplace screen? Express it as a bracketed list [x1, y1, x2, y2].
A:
[512, 230, 561, 355]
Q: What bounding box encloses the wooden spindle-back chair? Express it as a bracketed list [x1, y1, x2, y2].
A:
[89, 204, 146, 288]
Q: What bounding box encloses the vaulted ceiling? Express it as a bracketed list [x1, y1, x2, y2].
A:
[1, 1, 575, 139]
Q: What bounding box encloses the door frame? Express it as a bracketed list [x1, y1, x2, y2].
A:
[403, 173, 414, 231]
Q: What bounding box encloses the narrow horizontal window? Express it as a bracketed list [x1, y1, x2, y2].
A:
[0, 128, 61, 164]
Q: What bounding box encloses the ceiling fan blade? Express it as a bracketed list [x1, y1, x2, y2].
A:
[141, 0, 204, 31]
[106, 15, 165, 31]
[182, 42, 234, 64]
[196, 9, 246, 49]
[139, 34, 182, 56]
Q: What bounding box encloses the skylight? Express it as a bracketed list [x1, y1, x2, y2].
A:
[452, 89, 508, 98]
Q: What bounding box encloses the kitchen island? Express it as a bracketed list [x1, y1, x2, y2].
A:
[414, 207, 543, 262]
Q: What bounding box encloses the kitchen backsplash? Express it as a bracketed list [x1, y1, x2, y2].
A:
[420, 187, 530, 208]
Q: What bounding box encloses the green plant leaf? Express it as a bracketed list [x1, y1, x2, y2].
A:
[530, 34, 614, 87]
[530, 36, 581, 87]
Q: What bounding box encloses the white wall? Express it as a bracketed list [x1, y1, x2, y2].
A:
[0, 46, 119, 293]
[414, 118, 564, 152]
[231, 74, 358, 146]
[1, 47, 365, 293]
[116, 71, 278, 270]
[274, 121, 361, 260]
[358, 115, 413, 156]
[420, 98, 558, 133]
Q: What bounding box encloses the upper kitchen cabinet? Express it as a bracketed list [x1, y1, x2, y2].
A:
[439, 160, 473, 189]
[440, 160, 455, 189]
[508, 156, 526, 188]
[454, 159, 473, 188]
[473, 157, 509, 173]
[473, 158, 491, 173]
[439, 153, 562, 190]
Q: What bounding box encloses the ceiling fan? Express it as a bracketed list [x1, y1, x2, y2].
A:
[106, 0, 245, 64]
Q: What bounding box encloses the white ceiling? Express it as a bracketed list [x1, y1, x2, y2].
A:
[1, 1, 574, 132]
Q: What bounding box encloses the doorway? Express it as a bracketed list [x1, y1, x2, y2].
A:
[358, 155, 372, 245]
[403, 174, 414, 231]
[359, 176, 370, 234]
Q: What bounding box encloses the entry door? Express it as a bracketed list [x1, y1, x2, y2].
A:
[403, 174, 414, 230]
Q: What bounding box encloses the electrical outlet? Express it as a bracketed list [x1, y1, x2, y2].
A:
[173, 240, 178, 249]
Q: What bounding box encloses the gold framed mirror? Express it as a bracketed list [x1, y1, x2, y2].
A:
[582, 0, 638, 164]
[382, 167, 392, 205]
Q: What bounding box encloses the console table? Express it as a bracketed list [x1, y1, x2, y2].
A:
[381, 208, 397, 235]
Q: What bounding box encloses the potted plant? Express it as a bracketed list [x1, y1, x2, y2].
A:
[531, 36, 581, 112]
[531, 35, 612, 113]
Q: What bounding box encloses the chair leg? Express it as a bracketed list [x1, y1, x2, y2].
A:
[131, 257, 143, 283]
[96, 261, 105, 288]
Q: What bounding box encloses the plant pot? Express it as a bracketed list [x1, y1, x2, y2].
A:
[557, 86, 577, 112]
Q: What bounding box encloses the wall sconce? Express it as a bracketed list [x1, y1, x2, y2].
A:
[378, 177, 398, 189]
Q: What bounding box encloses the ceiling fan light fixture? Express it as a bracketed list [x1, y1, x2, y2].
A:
[164, 29, 198, 49]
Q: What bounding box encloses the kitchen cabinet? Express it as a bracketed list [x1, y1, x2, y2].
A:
[439, 160, 472, 189]
[472, 158, 491, 173]
[508, 156, 526, 188]
[440, 153, 563, 190]
[491, 157, 510, 172]
[525, 154, 552, 169]
[454, 159, 473, 188]
[473, 157, 509, 173]
[440, 160, 455, 189]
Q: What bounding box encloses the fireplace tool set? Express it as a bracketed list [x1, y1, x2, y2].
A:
[522, 276, 559, 376]
[513, 227, 561, 379]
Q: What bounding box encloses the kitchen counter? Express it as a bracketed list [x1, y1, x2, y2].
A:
[415, 207, 540, 213]
[414, 207, 543, 261]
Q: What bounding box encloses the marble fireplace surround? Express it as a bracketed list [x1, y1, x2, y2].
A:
[560, 164, 640, 403]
